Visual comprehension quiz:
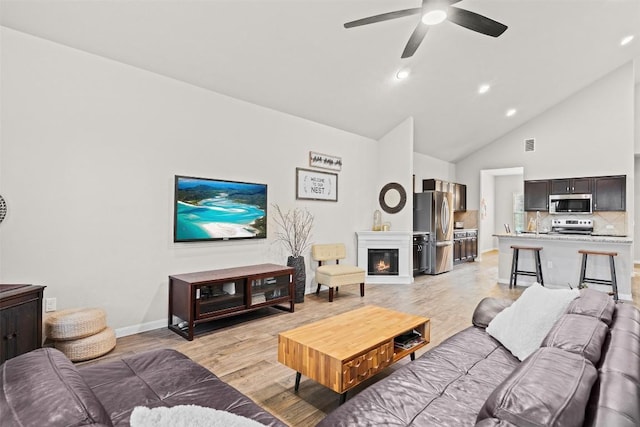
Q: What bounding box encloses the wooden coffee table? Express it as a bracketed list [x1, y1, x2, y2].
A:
[277, 305, 430, 403]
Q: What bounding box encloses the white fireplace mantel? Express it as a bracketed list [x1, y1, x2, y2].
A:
[356, 231, 412, 284]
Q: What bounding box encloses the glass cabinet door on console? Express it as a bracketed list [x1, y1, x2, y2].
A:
[196, 280, 245, 318]
[250, 274, 291, 307]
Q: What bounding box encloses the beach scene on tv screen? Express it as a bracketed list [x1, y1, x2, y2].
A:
[175, 177, 267, 241]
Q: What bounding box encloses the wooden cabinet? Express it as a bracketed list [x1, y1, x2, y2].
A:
[526, 175, 626, 213]
[453, 231, 464, 264]
[453, 183, 467, 211]
[594, 175, 626, 211]
[453, 230, 477, 265]
[0, 284, 45, 364]
[169, 264, 294, 340]
[524, 180, 549, 211]
[550, 178, 592, 195]
[423, 179, 466, 211]
[467, 230, 478, 259]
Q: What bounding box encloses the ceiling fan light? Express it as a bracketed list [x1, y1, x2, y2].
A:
[422, 10, 447, 26]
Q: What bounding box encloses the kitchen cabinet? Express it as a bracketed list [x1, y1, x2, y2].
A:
[422, 179, 466, 212]
[524, 180, 549, 211]
[550, 178, 592, 195]
[453, 183, 467, 211]
[593, 175, 626, 211]
[453, 231, 464, 264]
[466, 230, 478, 259]
[453, 230, 477, 265]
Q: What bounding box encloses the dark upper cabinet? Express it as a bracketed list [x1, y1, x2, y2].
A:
[593, 175, 626, 211]
[422, 179, 452, 192]
[454, 183, 467, 211]
[422, 179, 466, 211]
[524, 180, 549, 211]
[550, 178, 592, 194]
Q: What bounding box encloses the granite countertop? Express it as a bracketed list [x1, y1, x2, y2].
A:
[493, 232, 632, 244]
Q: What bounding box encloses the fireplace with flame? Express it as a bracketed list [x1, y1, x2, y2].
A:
[367, 249, 399, 276]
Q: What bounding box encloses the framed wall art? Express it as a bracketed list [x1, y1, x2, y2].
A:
[309, 151, 342, 171]
[296, 168, 338, 202]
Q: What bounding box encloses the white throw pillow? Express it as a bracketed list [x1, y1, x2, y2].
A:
[130, 405, 265, 427]
[486, 283, 579, 361]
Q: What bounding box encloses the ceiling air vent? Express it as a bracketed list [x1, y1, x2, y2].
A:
[524, 138, 535, 152]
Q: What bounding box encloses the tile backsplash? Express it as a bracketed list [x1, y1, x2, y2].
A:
[454, 210, 478, 229]
[524, 211, 627, 235]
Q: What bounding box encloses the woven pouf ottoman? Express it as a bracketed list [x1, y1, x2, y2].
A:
[54, 327, 116, 362]
[45, 307, 115, 361]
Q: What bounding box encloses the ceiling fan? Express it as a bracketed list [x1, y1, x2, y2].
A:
[344, 0, 508, 58]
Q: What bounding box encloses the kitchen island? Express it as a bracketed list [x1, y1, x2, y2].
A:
[494, 232, 633, 300]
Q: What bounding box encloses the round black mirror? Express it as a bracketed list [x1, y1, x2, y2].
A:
[379, 182, 407, 214]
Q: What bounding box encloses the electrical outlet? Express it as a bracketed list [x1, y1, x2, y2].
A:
[45, 297, 57, 312]
[547, 261, 553, 269]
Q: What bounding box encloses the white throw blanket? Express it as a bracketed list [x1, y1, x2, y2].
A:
[130, 405, 266, 427]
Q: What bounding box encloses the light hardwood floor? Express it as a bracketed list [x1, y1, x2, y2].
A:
[88, 251, 640, 427]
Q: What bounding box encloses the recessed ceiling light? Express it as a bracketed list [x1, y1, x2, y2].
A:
[506, 109, 517, 117]
[478, 84, 491, 94]
[621, 35, 634, 46]
[422, 10, 447, 26]
[396, 69, 410, 80]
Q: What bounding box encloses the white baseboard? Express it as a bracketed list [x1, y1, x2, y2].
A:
[115, 319, 166, 338]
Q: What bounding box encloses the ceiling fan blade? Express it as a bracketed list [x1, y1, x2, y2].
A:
[447, 6, 508, 37]
[344, 8, 421, 28]
[401, 22, 429, 58]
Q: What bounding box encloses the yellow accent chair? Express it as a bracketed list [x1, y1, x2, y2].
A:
[311, 243, 365, 302]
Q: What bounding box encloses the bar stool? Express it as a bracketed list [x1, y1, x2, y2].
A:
[578, 250, 618, 302]
[509, 245, 544, 288]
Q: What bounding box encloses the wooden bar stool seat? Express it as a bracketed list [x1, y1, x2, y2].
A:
[509, 245, 544, 288]
[578, 249, 619, 302]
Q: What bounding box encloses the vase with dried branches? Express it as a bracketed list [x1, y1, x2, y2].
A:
[272, 204, 314, 303]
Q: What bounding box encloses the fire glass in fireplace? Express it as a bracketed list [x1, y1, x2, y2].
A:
[368, 249, 399, 275]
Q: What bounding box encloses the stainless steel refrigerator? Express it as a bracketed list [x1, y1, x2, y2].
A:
[413, 191, 454, 274]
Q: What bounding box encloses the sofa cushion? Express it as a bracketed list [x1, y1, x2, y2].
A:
[477, 347, 597, 427]
[472, 297, 514, 329]
[541, 313, 608, 365]
[317, 326, 520, 427]
[486, 283, 578, 360]
[79, 348, 285, 426]
[0, 347, 113, 427]
[566, 288, 615, 325]
[584, 302, 640, 427]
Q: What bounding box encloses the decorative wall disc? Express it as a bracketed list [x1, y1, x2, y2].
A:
[0, 195, 6, 224]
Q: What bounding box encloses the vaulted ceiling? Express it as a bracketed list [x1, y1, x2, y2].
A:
[2, 0, 639, 161]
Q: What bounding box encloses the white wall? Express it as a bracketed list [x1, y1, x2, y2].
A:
[479, 173, 495, 254]
[635, 82, 640, 262]
[413, 152, 456, 192]
[457, 63, 636, 238]
[494, 175, 524, 242]
[0, 28, 390, 334]
[377, 117, 414, 232]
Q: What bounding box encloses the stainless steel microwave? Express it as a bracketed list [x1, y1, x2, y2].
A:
[549, 194, 592, 214]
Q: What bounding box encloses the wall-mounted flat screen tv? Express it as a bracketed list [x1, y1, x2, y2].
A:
[174, 175, 267, 242]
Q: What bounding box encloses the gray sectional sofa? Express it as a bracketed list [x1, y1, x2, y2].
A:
[319, 289, 640, 427]
[0, 346, 285, 426]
